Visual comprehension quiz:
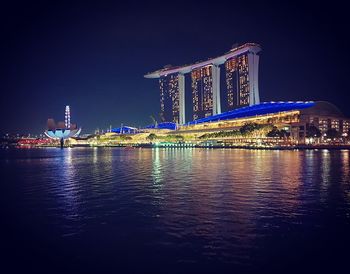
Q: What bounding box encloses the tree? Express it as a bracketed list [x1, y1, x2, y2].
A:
[240, 123, 258, 136]
[326, 128, 340, 139]
[266, 126, 280, 138]
[146, 133, 157, 141]
[306, 125, 321, 138]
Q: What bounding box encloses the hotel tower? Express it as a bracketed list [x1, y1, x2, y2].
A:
[145, 43, 261, 123]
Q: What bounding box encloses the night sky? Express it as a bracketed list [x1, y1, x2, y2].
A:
[1, 0, 348, 135]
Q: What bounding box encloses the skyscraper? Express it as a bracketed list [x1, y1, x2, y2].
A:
[159, 74, 180, 123]
[145, 43, 261, 123]
[191, 66, 213, 120]
[225, 51, 259, 110]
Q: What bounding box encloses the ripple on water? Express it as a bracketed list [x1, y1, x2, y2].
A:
[1, 147, 350, 271]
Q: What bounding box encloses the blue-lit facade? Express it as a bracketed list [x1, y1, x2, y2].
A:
[145, 122, 177, 130]
[111, 126, 138, 134]
[177, 101, 350, 143]
[186, 101, 315, 125]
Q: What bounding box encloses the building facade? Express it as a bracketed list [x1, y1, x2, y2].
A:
[225, 54, 249, 109]
[225, 52, 260, 110]
[191, 66, 213, 120]
[298, 101, 350, 140]
[159, 74, 180, 123]
[177, 101, 350, 144]
[145, 43, 261, 124]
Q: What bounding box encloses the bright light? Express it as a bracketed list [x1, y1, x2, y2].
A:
[65, 105, 71, 128]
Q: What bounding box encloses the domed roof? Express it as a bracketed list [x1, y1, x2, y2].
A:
[300, 101, 344, 117]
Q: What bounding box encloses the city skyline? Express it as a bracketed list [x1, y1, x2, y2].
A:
[1, 2, 350, 273]
[1, 1, 349, 134]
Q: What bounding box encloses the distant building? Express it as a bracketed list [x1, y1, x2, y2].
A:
[225, 51, 259, 110]
[145, 43, 261, 124]
[111, 126, 138, 134]
[178, 101, 350, 143]
[159, 74, 181, 123]
[44, 105, 81, 139]
[299, 101, 350, 138]
[191, 66, 214, 120]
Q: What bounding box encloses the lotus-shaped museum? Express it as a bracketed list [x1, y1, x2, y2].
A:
[44, 128, 81, 139]
[44, 106, 81, 140]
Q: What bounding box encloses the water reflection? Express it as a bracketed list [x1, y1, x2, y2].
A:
[152, 148, 163, 186]
[2, 147, 350, 268]
[147, 149, 308, 263]
[320, 150, 331, 194]
[341, 150, 350, 184]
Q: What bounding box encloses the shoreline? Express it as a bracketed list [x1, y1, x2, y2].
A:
[3, 144, 350, 150]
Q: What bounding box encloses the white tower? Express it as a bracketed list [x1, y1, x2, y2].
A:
[65, 105, 71, 129]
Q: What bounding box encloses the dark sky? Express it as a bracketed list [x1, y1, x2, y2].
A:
[1, 0, 349, 134]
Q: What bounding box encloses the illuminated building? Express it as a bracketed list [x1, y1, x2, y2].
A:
[145, 43, 261, 124]
[145, 122, 177, 130]
[191, 66, 214, 120]
[177, 101, 350, 143]
[300, 101, 349, 137]
[44, 105, 81, 140]
[225, 51, 259, 110]
[159, 73, 185, 124]
[191, 64, 221, 120]
[111, 126, 138, 134]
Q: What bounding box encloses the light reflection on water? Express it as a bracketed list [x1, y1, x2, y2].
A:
[1, 148, 350, 271]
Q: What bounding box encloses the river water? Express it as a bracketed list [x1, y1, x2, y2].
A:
[1, 148, 349, 273]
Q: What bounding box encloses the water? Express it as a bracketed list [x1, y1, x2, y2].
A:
[1, 148, 349, 273]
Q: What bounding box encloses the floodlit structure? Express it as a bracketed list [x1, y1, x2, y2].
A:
[44, 128, 81, 139]
[145, 122, 177, 130]
[177, 101, 350, 142]
[65, 105, 71, 128]
[44, 105, 81, 140]
[145, 43, 261, 124]
[111, 126, 138, 134]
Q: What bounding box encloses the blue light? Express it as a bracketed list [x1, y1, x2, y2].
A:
[186, 101, 315, 125]
[144, 122, 177, 130]
[111, 126, 138, 134]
